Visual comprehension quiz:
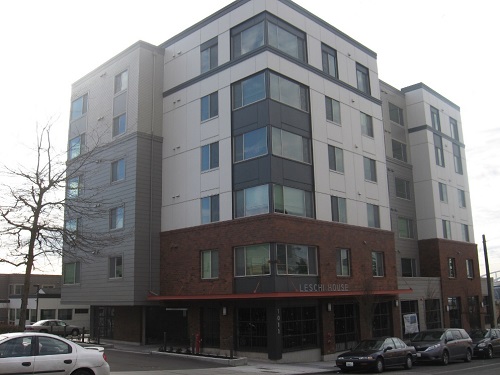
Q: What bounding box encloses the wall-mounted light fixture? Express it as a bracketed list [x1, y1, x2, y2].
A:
[327, 303, 332, 312]
[394, 300, 399, 307]
[222, 307, 227, 316]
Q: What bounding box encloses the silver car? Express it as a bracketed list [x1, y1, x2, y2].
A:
[25, 319, 81, 336]
[0, 332, 109, 375]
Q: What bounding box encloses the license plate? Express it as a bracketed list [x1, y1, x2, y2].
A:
[416, 353, 421, 357]
[346, 362, 354, 367]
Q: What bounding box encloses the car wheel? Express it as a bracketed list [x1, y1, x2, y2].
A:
[464, 348, 472, 362]
[71, 370, 91, 375]
[404, 354, 413, 369]
[340, 369, 350, 373]
[486, 346, 493, 359]
[71, 329, 79, 336]
[441, 350, 449, 366]
[375, 357, 384, 373]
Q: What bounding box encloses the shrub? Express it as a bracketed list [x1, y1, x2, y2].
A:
[0, 324, 23, 334]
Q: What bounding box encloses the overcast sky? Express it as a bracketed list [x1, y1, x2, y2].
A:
[1, 0, 499, 276]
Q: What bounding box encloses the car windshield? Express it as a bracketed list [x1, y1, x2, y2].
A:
[470, 330, 489, 339]
[412, 331, 444, 341]
[32, 321, 48, 326]
[353, 339, 384, 351]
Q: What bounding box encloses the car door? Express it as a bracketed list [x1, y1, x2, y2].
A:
[382, 338, 397, 366]
[0, 336, 35, 375]
[33, 336, 77, 375]
[392, 338, 407, 366]
[493, 329, 500, 355]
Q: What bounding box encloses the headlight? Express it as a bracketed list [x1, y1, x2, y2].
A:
[338, 356, 344, 360]
[477, 343, 486, 348]
[425, 344, 440, 351]
[359, 356, 374, 360]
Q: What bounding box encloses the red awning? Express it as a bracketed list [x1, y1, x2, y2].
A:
[147, 289, 412, 302]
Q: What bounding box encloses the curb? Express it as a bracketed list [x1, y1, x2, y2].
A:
[152, 350, 248, 366]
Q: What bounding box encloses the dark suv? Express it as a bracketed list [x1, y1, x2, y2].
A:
[410, 328, 473, 365]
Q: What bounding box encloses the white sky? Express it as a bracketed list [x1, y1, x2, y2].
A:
[1, 0, 499, 276]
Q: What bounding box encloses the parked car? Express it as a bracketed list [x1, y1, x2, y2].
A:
[410, 328, 473, 365]
[469, 328, 500, 358]
[0, 332, 109, 375]
[25, 320, 81, 336]
[336, 336, 416, 373]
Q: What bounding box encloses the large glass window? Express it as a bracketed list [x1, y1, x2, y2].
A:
[367, 204, 380, 228]
[237, 308, 267, 350]
[398, 217, 414, 238]
[395, 178, 411, 200]
[325, 97, 341, 124]
[109, 256, 123, 279]
[282, 306, 317, 351]
[322, 44, 338, 78]
[360, 112, 373, 137]
[331, 196, 347, 223]
[113, 113, 127, 137]
[232, 21, 265, 57]
[453, 144, 463, 174]
[430, 106, 441, 131]
[425, 299, 442, 329]
[276, 244, 317, 275]
[201, 92, 218, 121]
[272, 127, 310, 163]
[462, 224, 470, 242]
[235, 184, 269, 218]
[114, 70, 128, 94]
[235, 244, 270, 276]
[372, 252, 384, 277]
[328, 145, 344, 173]
[273, 184, 313, 218]
[270, 73, 308, 112]
[63, 262, 80, 284]
[201, 142, 219, 171]
[68, 134, 84, 160]
[234, 127, 267, 162]
[233, 72, 266, 109]
[364, 157, 377, 182]
[110, 206, 124, 230]
[202, 250, 219, 279]
[356, 63, 370, 95]
[70, 94, 88, 121]
[58, 309, 73, 321]
[201, 195, 219, 224]
[389, 103, 404, 125]
[111, 158, 125, 182]
[392, 140, 407, 162]
[201, 37, 218, 73]
[336, 248, 350, 276]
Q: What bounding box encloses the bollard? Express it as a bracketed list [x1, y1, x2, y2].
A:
[163, 331, 167, 352]
[81, 327, 85, 343]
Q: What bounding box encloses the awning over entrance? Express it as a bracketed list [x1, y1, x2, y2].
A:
[147, 288, 413, 302]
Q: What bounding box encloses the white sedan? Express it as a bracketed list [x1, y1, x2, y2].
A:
[0, 332, 110, 375]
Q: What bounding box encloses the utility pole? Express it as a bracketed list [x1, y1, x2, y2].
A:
[483, 235, 496, 328]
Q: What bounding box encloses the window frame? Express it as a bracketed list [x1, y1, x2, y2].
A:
[201, 91, 219, 122]
[276, 244, 318, 275]
[234, 244, 271, 277]
[67, 175, 81, 198]
[269, 72, 309, 112]
[331, 196, 347, 223]
[201, 195, 220, 224]
[392, 139, 408, 162]
[356, 63, 370, 95]
[336, 248, 351, 277]
[63, 262, 81, 285]
[398, 217, 414, 239]
[462, 224, 470, 242]
[448, 257, 456, 278]
[111, 158, 125, 182]
[273, 184, 314, 218]
[466, 259, 474, 279]
[109, 256, 123, 279]
[401, 258, 417, 277]
[321, 43, 338, 78]
[234, 184, 269, 218]
[70, 94, 88, 122]
[234, 127, 268, 162]
[110, 206, 124, 230]
[430, 106, 441, 131]
[439, 182, 448, 203]
[450, 117, 459, 141]
[201, 37, 218, 73]
[372, 251, 385, 277]
[328, 145, 344, 173]
[442, 219, 451, 239]
[68, 134, 85, 160]
[112, 113, 127, 137]
[389, 102, 404, 126]
[325, 96, 341, 124]
[367, 204, 380, 228]
[363, 157, 377, 182]
[232, 72, 266, 109]
[395, 177, 411, 200]
[201, 141, 219, 171]
[360, 112, 374, 137]
[271, 127, 311, 164]
[114, 70, 128, 94]
[434, 134, 445, 167]
[453, 144, 463, 174]
[458, 189, 466, 208]
[201, 249, 219, 279]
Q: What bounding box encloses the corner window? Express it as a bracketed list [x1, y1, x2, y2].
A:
[322, 44, 338, 78]
[113, 113, 127, 137]
[111, 158, 125, 182]
[269, 73, 309, 112]
[401, 258, 417, 277]
[114, 70, 128, 94]
[336, 248, 351, 276]
[462, 224, 470, 242]
[430, 106, 441, 131]
[389, 103, 404, 125]
[364, 157, 377, 182]
[398, 217, 414, 238]
[458, 189, 466, 208]
[201, 37, 218, 73]
[328, 145, 344, 173]
[234, 127, 267, 162]
[67, 176, 81, 198]
[63, 262, 80, 284]
[201, 250, 219, 279]
[442, 220, 451, 239]
[392, 140, 407, 162]
[466, 259, 474, 278]
[372, 252, 384, 277]
[110, 206, 124, 230]
[367, 204, 380, 228]
[235, 184, 269, 218]
[273, 184, 313, 218]
[276, 244, 317, 275]
[235, 244, 270, 276]
[356, 63, 370, 95]
[201, 195, 219, 224]
[448, 257, 456, 278]
[232, 20, 265, 58]
[395, 178, 411, 200]
[70, 94, 88, 121]
[439, 182, 448, 203]
[201, 92, 218, 121]
[68, 134, 85, 160]
[272, 127, 311, 164]
[331, 196, 347, 223]
[325, 96, 341, 124]
[233, 72, 266, 109]
[201, 142, 219, 171]
[360, 112, 373, 137]
[109, 256, 123, 279]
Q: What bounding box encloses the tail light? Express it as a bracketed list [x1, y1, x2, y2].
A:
[25, 327, 34, 331]
[102, 352, 108, 362]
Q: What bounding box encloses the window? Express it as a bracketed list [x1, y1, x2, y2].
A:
[398, 217, 414, 238]
[113, 113, 127, 137]
[360, 112, 373, 137]
[336, 248, 351, 276]
[434, 134, 445, 167]
[462, 224, 470, 242]
[389, 103, 404, 125]
[75, 309, 89, 314]
[331, 196, 347, 223]
[282, 306, 318, 350]
[272, 127, 311, 163]
[273, 184, 313, 218]
[65, 218, 80, 242]
[201, 92, 218, 121]
[356, 63, 370, 95]
[234, 127, 267, 162]
[372, 252, 384, 277]
[448, 257, 456, 278]
[70, 94, 88, 121]
[453, 144, 463, 174]
[268, 21, 305, 60]
[364, 157, 377, 182]
[0, 336, 34, 357]
[201, 250, 219, 279]
[67, 176, 81, 198]
[392, 140, 407, 162]
[442, 220, 451, 239]
[425, 299, 442, 329]
[401, 258, 417, 277]
[395, 178, 411, 200]
[68, 134, 84, 160]
[237, 308, 267, 350]
[114, 70, 128, 94]
[201, 142, 219, 171]
[8, 284, 23, 295]
[63, 262, 80, 284]
[458, 189, 466, 208]
[322, 44, 338, 78]
[111, 158, 125, 182]
[367, 204, 380, 228]
[233, 72, 266, 109]
[235, 184, 269, 218]
[40, 310, 56, 320]
[201, 37, 218, 73]
[232, 20, 264, 57]
[201, 195, 219, 224]
[466, 259, 474, 278]
[450, 118, 459, 141]
[235, 244, 270, 276]
[110, 206, 124, 230]
[328, 145, 344, 173]
[276, 244, 317, 275]
[439, 182, 448, 203]
[58, 309, 72, 320]
[325, 96, 341, 123]
[430, 106, 441, 131]
[109, 256, 123, 279]
[270, 73, 309, 112]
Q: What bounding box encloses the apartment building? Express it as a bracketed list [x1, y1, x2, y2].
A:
[62, 0, 481, 361]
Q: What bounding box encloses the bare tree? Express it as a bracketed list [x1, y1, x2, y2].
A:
[0, 122, 126, 329]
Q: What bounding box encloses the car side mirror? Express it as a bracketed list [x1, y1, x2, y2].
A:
[384, 346, 393, 352]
